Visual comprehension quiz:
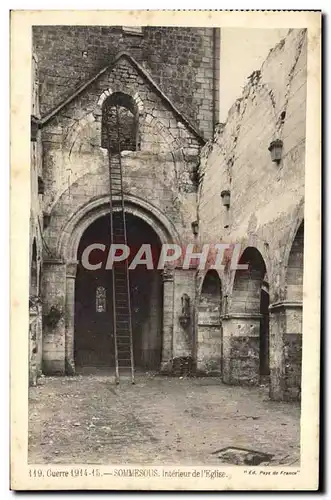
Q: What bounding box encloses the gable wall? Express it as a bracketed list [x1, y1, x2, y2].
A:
[42, 57, 202, 256]
[33, 26, 219, 139]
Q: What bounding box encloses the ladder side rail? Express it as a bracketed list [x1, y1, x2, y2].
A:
[115, 105, 135, 384]
[107, 114, 120, 385]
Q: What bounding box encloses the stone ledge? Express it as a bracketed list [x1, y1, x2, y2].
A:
[269, 301, 303, 311]
[221, 313, 262, 320]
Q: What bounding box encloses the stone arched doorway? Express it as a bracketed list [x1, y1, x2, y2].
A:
[74, 212, 163, 371]
[196, 270, 222, 375]
[48, 194, 181, 375]
[223, 247, 269, 385]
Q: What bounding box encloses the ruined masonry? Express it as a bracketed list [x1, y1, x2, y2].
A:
[29, 27, 306, 401]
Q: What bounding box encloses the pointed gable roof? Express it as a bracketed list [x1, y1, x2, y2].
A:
[39, 51, 206, 144]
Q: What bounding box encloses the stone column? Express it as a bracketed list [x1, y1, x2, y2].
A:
[140, 271, 162, 369]
[65, 262, 77, 375]
[29, 307, 38, 386]
[269, 301, 302, 401]
[160, 267, 174, 373]
[42, 259, 66, 374]
[221, 313, 261, 385]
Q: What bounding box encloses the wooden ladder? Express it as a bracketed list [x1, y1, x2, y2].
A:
[107, 105, 135, 385]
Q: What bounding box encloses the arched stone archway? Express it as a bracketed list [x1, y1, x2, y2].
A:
[285, 221, 304, 302]
[196, 270, 222, 375]
[58, 194, 180, 262]
[283, 221, 304, 400]
[74, 213, 163, 371]
[269, 218, 304, 401]
[42, 194, 181, 375]
[223, 247, 269, 385]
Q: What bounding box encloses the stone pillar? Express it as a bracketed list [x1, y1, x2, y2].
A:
[29, 298, 42, 385]
[221, 313, 261, 385]
[65, 262, 77, 375]
[172, 269, 196, 375]
[140, 271, 162, 369]
[29, 308, 38, 386]
[160, 267, 174, 373]
[269, 301, 302, 401]
[42, 259, 66, 374]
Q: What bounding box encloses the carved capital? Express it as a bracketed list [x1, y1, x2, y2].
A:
[162, 267, 174, 282]
[66, 261, 78, 278]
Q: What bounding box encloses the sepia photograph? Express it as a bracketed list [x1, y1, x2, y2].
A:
[10, 10, 321, 491]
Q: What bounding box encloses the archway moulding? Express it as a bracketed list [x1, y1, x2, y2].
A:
[57, 194, 181, 262]
[225, 242, 270, 298]
[196, 268, 224, 298]
[278, 198, 304, 297]
[95, 88, 144, 115]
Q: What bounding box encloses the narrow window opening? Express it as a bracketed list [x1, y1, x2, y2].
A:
[101, 92, 139, 153]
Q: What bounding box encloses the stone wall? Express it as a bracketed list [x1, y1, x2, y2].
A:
[40, 52, 203, 375]
[34, 27, 306, 398]
[172, 269, 196, 374]
[41, 54, 202, 255]
[196, 270, 222, 374]
[29, 52, 43, 385]
[41, 260, 66, 374]
[197, 28, 307, 400]
[33, 26, 220, 139]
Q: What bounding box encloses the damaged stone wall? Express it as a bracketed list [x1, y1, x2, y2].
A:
[41, 55, 203, 256]
[197, 29, 307, 400]
[33, 26, 219, 139]
[29, 52, 44, 385]
[196, 270, 222, 375]
[39, 53, 204, 374]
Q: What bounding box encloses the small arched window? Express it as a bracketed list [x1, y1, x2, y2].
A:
[96, 286, 107, 313]
[101, 92, 139, 153]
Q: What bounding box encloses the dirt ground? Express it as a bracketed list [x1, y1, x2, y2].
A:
[29, 372, 300, 465]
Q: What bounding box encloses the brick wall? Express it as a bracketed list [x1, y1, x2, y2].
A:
[33, 26, 219, 139]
